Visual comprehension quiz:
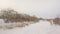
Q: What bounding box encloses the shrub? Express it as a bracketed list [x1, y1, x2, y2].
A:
[0, 8, 40, 23]
[53, 17, 60, 25]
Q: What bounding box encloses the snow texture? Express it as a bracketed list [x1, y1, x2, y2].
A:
[0, 20, 60, 34]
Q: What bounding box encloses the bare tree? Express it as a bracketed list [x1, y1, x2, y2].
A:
[53, 17, 60, 25]
[0, 8, 40, 23]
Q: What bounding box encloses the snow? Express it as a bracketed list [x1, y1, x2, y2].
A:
[0, 20, 60, 34]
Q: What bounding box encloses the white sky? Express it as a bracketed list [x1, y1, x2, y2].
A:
[0, 0, 60, 18]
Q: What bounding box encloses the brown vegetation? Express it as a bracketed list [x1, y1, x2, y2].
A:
[44, 17, 60, 25]
[53, 17, 60, 25]
[0, 8, 40, 23]
[5, 25, 14, 29]
[15, 23, 29, 27]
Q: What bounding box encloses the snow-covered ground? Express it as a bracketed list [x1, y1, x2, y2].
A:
[0, 20, 60, 34]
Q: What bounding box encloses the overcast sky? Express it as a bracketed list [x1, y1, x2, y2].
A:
[0, 0, 60, 18]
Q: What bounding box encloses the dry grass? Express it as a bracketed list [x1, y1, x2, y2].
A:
[5, 25, 15, 29]
[0, 26, 2, 28]
[15, 23, 29, 27]
[1, 22, 29, 29]
[53, 18, 60, 25]
[45, 18, 60, 25]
